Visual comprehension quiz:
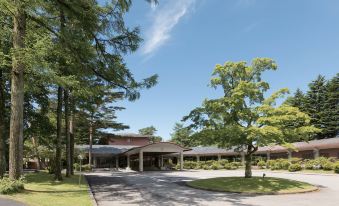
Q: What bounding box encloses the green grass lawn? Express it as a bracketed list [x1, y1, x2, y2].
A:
[1, 171, 92, 206]
[186, 176, 317, 194]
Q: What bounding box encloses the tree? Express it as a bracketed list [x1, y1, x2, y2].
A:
[184, 58, 319, 178]
[323, 74, 339, 137]
[170, 123, 196, 147]
[303, 75, 327, 139]
[139, 126, 162, 142]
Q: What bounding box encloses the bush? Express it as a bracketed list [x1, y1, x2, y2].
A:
[211, 162, 222, 170]
[288, 163, 302, 172]
[334, 163, 339, 174]
[218, 159, 229, 166]
[267, 160, 276, 168]
[257, 160, 266, 169]
[290, 158, 302, 164]
[202, 164, 210, 170]
[0, 177, 25, 194]
[270, 159, 290, 170]
[229, 162, 240, 169]
[73, 163, 80, 171]
[322, 162, 334, 171]
[183, 161, 197, 169]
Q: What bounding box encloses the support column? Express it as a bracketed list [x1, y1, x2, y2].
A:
[266, 152, 270, 161]
[115, 156, 119, 170]
[127, 155, 130, 170]
[217, 154, 221, 161]
[241, 152, 245, 166]
[196, 155, 200, 162]
[313, 148, 319, 159]
[93, 157, 97, 168]
[161, 155, 164, 168]
[139, 150, 143, 172]
[180, 151, 183, 170]
[287, 150, 292, 160]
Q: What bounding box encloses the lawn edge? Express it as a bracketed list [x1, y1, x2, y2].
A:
[84, 174, 98, 206]
[185, 177, 319, 195]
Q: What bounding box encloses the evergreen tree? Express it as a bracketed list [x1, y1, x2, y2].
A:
[170, 123, 196, 147]
[323, 74, 339, 137]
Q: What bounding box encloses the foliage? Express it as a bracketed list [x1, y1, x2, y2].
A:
[288, 163, 302, 172]
[73, 163, 91, 172]
[0, 177, 25, 194]
[334, 163, 339, 174]
[287, 74, 339, 139]
[257, 160, 266, 169]
[183, 58, 319, 177]
[322, 162, 334, 171]
[138, 126, 162, 142]
[170, 123, 197, 147]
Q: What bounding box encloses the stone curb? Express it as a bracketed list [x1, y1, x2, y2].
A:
[84, 175, 98, 206]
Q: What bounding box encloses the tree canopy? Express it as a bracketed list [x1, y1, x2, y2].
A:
[183, 58, 319, 178]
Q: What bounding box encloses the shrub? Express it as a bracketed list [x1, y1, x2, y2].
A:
[270, 159, 290, 170]
[257, 160, 266, 169]
[304, 160, 317, 170]
[267, 160, 276, 168]
[183, 161, 197, 169]
[0, 177, 25, 194]
[73, 163, 80, 171]
[211, 162, 222, 170]
[218, 159, 229, 166]
[290, 158, 302, 164]
[322, 162, 334, 171]
[205, 160, 215, 166]
[334, 163, 339, 174]
[202, 164, 210, 170]
[229, 162, 240, 169]
[82, 164, 91, 171]
[288, 163, 302, 172]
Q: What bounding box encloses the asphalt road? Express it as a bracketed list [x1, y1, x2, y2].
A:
[86, 170, 339, 206]
[0, 197, 26, 206]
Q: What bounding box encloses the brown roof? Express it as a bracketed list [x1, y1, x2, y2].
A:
[107, 133, 151, 138]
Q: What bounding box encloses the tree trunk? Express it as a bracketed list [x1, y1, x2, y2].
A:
[9, 2, 26, 180]
[244, 153, 252, 178]
[31, 136, 41, 170]
[0, 69, 6, 178]
[54, 86, 63, 181]
[64, 89, 71, 177]
[89, 124, 93, 168]
[70, 92, 75, 175]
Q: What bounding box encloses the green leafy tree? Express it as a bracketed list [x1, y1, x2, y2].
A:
[170, 123, 196, 147]
[184, 58, 319, 178]
[139, 126, 162, 143]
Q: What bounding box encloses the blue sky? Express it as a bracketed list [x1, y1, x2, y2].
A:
[115, 0, 339, 140]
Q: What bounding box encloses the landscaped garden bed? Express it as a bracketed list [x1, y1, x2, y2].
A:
[186, 177, 318, 194]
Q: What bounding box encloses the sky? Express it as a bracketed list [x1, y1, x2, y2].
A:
[114, 0, 339, 140]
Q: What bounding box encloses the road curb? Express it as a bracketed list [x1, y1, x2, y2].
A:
[84, 175, 98, 206]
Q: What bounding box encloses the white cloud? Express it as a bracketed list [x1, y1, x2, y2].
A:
[142, 0, 196, 55]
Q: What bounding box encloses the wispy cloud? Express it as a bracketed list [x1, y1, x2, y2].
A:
[142, 0, 196, 55]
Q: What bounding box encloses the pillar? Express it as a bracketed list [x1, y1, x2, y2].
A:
[313, 148, 319, 159]
[241, 152, 245, 166]
[217, 154, 221, 161]
[161, 155, 164, 168]
[180, 151, 183, 170]
[139, 150, 143, 172]
[115, 156, 119, 169]
[93, 157, 97, 168]
[266, 152, 270, 161]
[196, 155, 200, 162]
[127, 155, 130, 169]
[287, 150, 292, 160]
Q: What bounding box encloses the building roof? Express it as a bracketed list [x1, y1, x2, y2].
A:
[107, 133, 151, 138]
[75, 145, 138, 155]
[183, 146, 238, 155]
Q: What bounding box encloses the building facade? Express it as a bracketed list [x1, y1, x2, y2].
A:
[76, 134, 339, 171]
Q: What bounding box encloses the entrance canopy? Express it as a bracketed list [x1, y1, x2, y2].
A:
[123, 142, 190, 156]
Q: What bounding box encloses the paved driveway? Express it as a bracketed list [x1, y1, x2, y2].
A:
[0, 197, 26, 206]
[85, 170, 339, 206]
